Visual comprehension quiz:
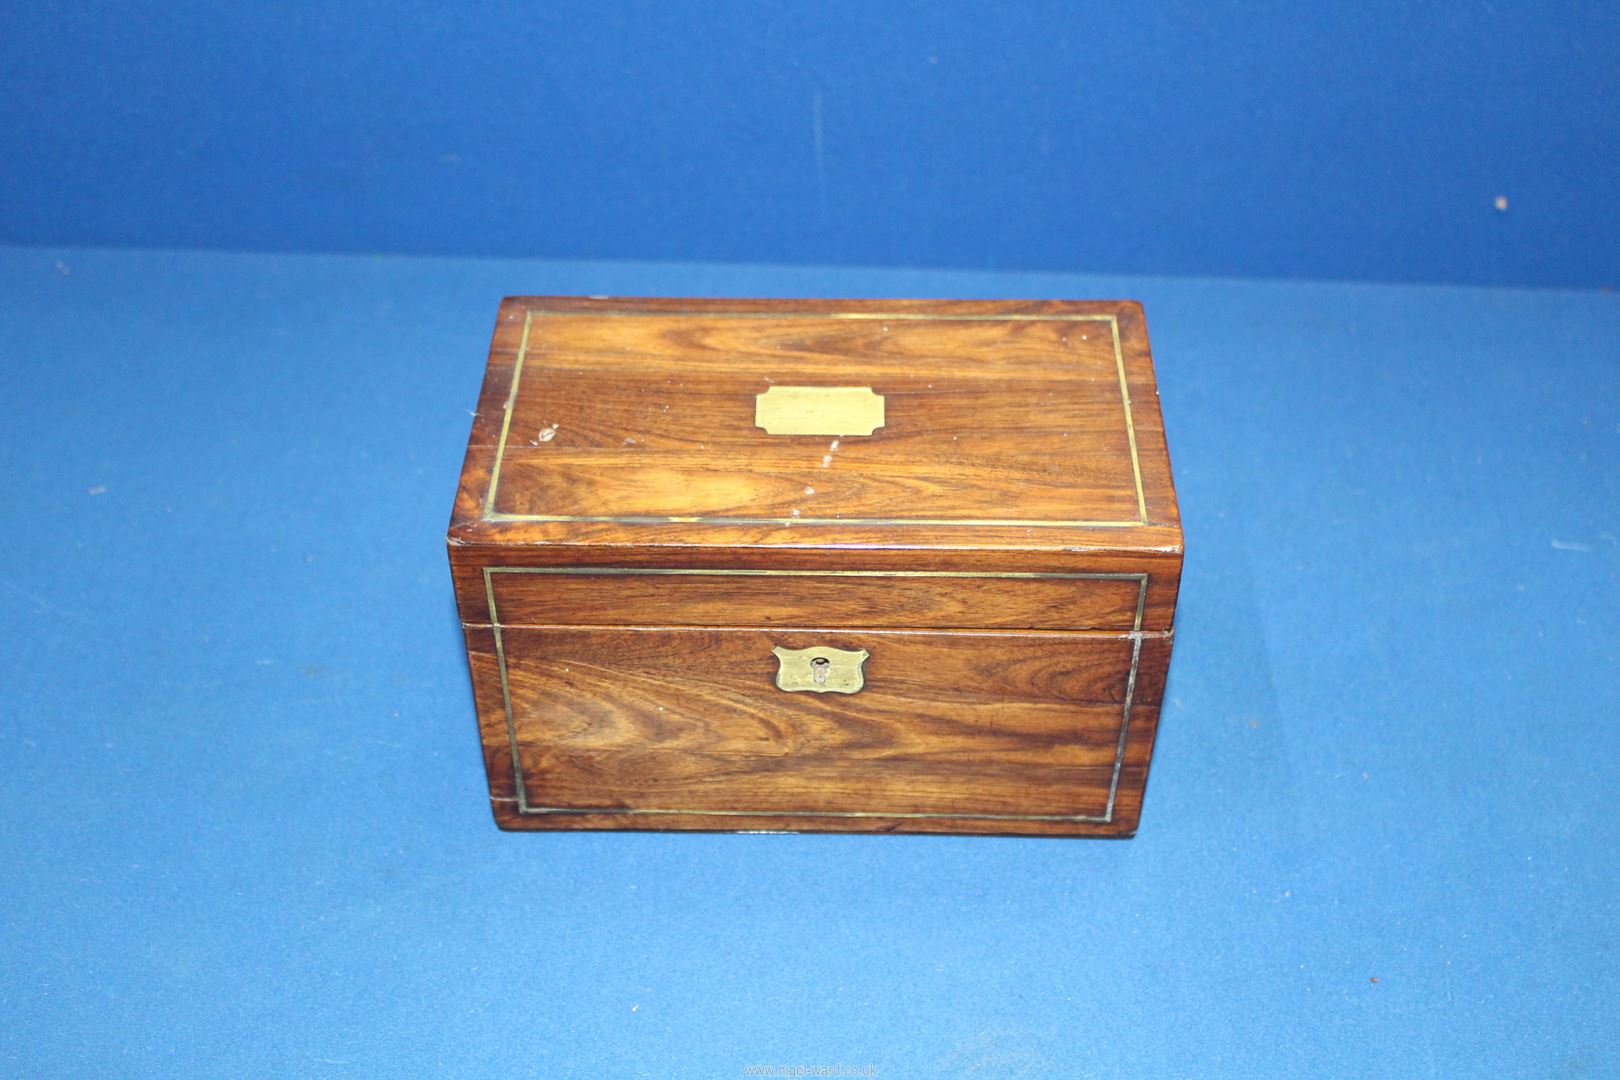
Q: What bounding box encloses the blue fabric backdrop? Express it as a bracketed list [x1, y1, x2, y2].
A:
[2, 1, 1616, 286]
[1, 245, 1615, 1076]
[2, 4, 1618, 1072]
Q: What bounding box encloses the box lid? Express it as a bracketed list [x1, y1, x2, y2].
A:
[449, 298, 1181, 561]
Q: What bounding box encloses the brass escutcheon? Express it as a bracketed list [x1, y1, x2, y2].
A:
[771, 645, 869, 694]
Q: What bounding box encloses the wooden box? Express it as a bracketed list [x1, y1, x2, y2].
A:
[448, 298, 1181, 836]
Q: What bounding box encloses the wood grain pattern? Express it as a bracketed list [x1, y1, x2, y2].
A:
[497, 372, 1146, 453]
[450, 297, 1181, 547]
[465, 626, 1168, 830]
[449, 545, 1182, 634]
[449, 298, 1183, 837]
[481, 566, 1147, 632]
[488, 450, 1143, 523]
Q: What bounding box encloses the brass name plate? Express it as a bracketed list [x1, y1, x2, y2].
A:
[754, 386, 885, 436]
[771, 646, 869, 694]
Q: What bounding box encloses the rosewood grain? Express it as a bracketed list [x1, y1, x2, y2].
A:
[450, 298, 1180, 552]
[450, 547, 1183, 634]
[449, 298, 1182, 837]
[481, 566, 1150, 632]
[463, 625, 1167, 835]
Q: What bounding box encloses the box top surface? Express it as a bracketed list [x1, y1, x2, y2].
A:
[449, 297, 1181, 559]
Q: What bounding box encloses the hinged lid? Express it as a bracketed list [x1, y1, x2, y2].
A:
[449, 298, 1180, 560]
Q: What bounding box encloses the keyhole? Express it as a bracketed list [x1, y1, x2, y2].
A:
[810, 656, 830, 684]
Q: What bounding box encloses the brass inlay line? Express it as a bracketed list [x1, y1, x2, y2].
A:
[514, 311, 1118, 322]
[482, 309, 1149, 529]
[485, 513, 1148, 528]
[484, 568, 529, 810]
[1104, 635, 1144, 822]
[1110, 315, 1148, 523]
[491, 622, 1145, 640]
[482, 309, 534, 519]
[484, 566, 1147, 634]
[482, 565, 1147, 823]
[487, 566, 1140, 580]
[517, 805, 1111, 823]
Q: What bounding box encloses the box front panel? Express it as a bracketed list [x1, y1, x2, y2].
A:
[464, 619, 1169, 835]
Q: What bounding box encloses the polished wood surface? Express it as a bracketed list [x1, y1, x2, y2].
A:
[465, 625, 1168, 836]
[450, 546, 1182, 635]
[449, 298, 1182, 836]
[449, 297, 1180, 557]
[480, 565, 1151, 632]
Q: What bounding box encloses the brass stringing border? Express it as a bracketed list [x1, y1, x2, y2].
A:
[482, 566, 1148, 824]
[482, 309, 1150, 528]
